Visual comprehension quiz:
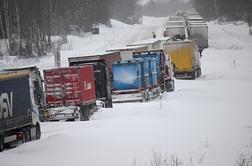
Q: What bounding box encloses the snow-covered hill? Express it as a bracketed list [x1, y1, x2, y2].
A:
[0, 18, 252, 166]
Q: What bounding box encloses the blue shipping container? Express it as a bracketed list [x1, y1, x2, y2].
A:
[133, 51, 163, 80]
[112, 61, 144, 90]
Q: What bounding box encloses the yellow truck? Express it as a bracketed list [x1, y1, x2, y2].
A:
[163, 40, 201, 79]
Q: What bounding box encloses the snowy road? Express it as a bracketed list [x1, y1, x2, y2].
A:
[0, 17, 252, 166]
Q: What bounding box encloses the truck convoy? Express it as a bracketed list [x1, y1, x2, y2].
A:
[163, 12, 208, 51]
[163, 40, 201, 79]
[112, 50, 174, 103]
[0, 71, 41, 152]
[43, 66, 96, 121]
[163, 19, 187, 38]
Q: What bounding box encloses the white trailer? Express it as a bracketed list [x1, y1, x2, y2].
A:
[188, 22, 208, 50]
[106, 45, 148, 61]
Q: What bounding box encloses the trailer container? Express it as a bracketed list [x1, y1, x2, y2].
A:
[163, 40, 201, 79]
[43, 66, 96, 121]
[3, 67, 46, 121]
[188, 22, 208, 50]
[133, 50, 175, 92]
[0, 73, 41, 152]
[68, 56, 113, 108]
[112, 60, 160, 103]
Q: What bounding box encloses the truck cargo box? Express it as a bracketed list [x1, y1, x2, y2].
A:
[112, 61, 144, 91]
[163, 40, 201, 79]
[188, 22, 208, 49]
[68, 52, 121, 73]
[0, 74, 35, 132]
[133, 50, 175, 92]
[68, 56, 114, 108]
[44, 66, 96, 108]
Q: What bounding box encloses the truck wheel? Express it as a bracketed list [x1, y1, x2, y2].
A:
[166, 81, 170, 92]
[191, 71, 196, 80]
[35, 124, 41, 140]
[0, 136, 4, 152]
[26, 127, 32, 142]
[170, 80, 175, 91]
[21, 129, 26, 143]
[84, 109, 90, 121]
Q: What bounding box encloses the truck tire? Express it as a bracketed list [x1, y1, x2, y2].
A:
[105, 99, 113, 108]
[21, 129, 26, 143]
[170, 80, 175, 91]
[26, 127, 32, 142]
[84, 109, 90, 121]
[0, 136, 4, 152]
[35, 124, 41, 140]
[191, 71, 196, 80]
[165, 81, 170, 92]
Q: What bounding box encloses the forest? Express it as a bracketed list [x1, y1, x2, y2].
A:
[191, 0, 252, 24]
[0, 0, 140, 58]
[0, 0, 252, 59]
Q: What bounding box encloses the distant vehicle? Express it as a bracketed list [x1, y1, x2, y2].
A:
[163, 21, 187, 38]
[163, 16, 187, 39]
[188, 22, 208, 50]
[68, 52, 121, 108]
[43, 66, 96, 121]
[0, 72, 41, 152]
[163, 40, 201, 79]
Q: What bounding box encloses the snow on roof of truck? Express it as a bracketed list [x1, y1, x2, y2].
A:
[106, 45, 148, 52]
[128, 37, 173, 46]
[128, 38, 161, 46]
[68, 51, 120, 63]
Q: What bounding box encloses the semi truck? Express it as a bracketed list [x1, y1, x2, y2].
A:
[0, 72, 41, 152]
[163, 40, 201, 79]
[188, 22, 208, 50]
[43, 66, 96, 121]
[68, 52, 121, 108]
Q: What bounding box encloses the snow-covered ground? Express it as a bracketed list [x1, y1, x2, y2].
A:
[0, 17, 252, 166]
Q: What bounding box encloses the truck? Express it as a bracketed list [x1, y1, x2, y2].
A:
[163, 16, 187, 38]
[3, 67, 46, 121]
[133, 50, 174, 92]
[112, 58, 161, 102]
[188, 22, 208, 50]
[43, 66, 96, 121]
[0, 72, 41, 152]
[163, 40, 201, 79]
[68, 52, 121, 108]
